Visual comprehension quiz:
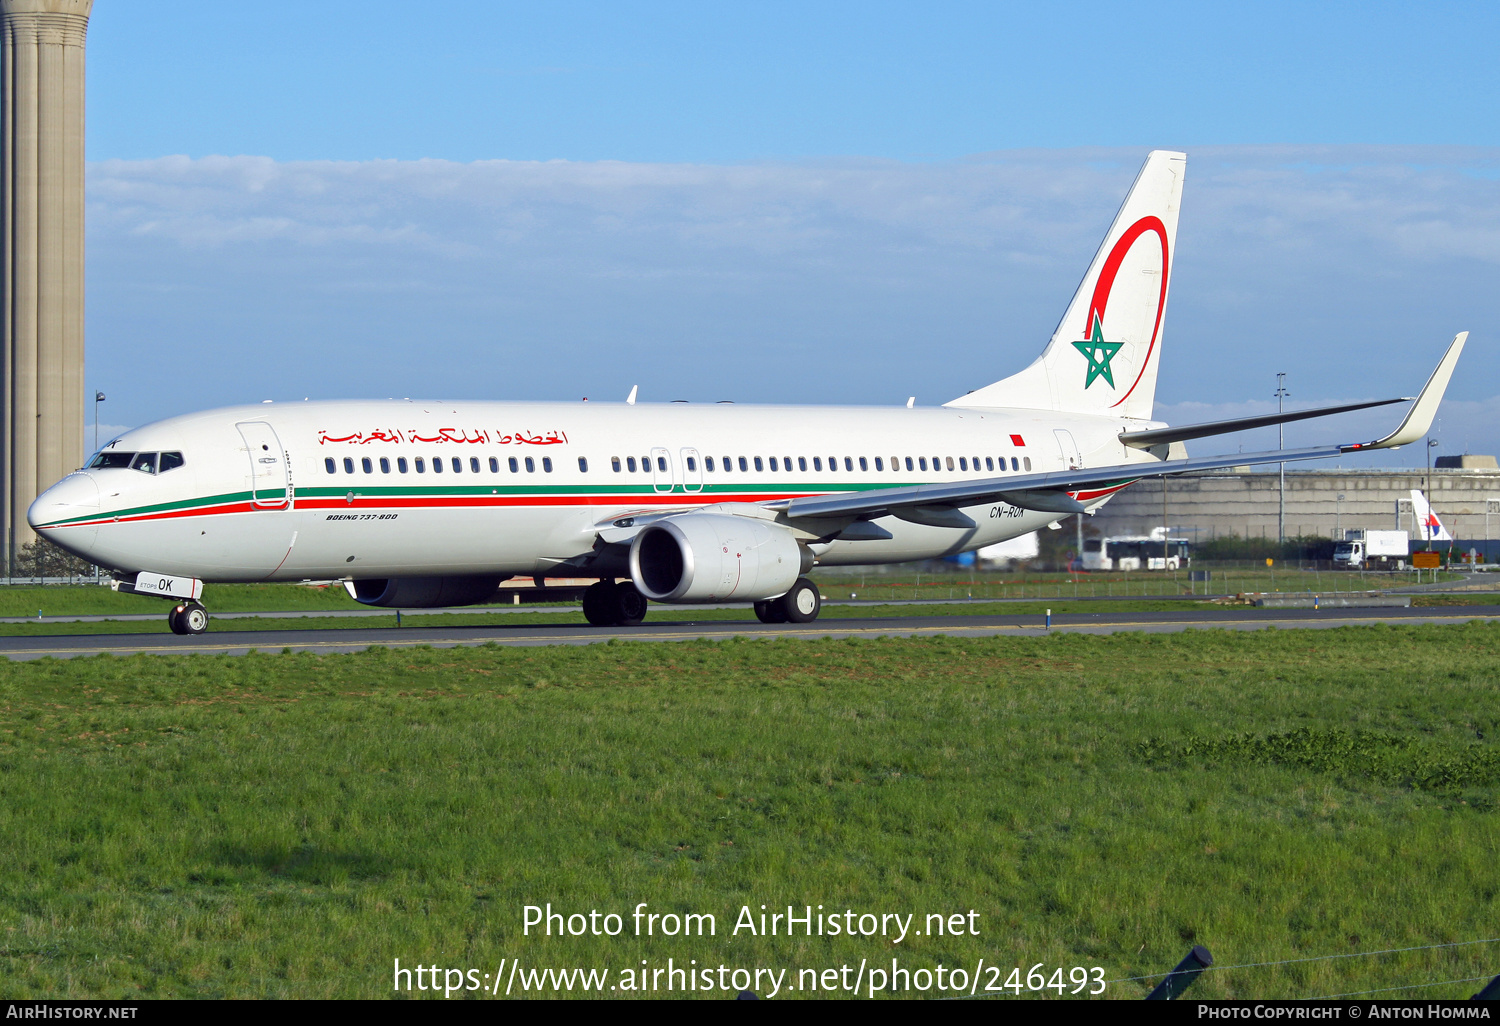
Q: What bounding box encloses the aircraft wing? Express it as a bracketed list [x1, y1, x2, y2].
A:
[772, 444, 1347, 520]
[775, 331, 1467, 523]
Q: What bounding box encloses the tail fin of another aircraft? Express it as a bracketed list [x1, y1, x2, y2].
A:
[1410, 489, 1453, 543]
[947, 150, 1186, 421]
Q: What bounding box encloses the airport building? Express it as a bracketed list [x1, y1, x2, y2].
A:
[1, 0, 93, 566]
[1089, 457, 1500, 548]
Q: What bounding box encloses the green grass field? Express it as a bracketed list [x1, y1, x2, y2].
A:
[0, 623, 1496, 999]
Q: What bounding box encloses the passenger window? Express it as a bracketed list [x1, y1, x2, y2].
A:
[798, 457, 807, 472]
[509, 457, 519, 473]
[813, 457, 822, 471]
[1023, 457, 1031, 471]
[380, 457, 391, 474]
[415, 457, 425, 473]
[946, 456, 955, 471]
[362, 457, 373, 474]
[705, 456, 715, 471]
[905, 457, 914, 471]
[1011, 457, 1020, 471]
[612, 457, 622, 472]
[769, 457, 778, 471]
[657, 456, 667, 472]
[918, 457, 927, 471]
[525, 457, 535, 473]
[325, 457, 336, 474]
[738, 457, 748, 472]
[578, 457, 588, 473]
[723, 456, 732, 471]
[627, 456, 637, 472]
[344, 457, 355, 474]
[470, 457, 480, 473]
[783, 456, 792, 470]
[433, 457, 443, 473]
[543, 457, 553, 473]
[985, 457, 994, 471]
[686, 456, 696, 471]
[845, 457, 853, 471]
[959, 457, 967, 471]
[753, 457, 763, 472]
[489, 457, 499, 473]
[859, 457, 867, 471]
[874, 457, 883, 471]
[132, 452, 157, 474]
[452, 457, 462, 473]
[828, 457, 837, 472]
[398, 457, 409, 473]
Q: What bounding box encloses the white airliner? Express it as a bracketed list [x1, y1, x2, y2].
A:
[1410, 490, 1453, 544]
[28, 151, 1468, 635]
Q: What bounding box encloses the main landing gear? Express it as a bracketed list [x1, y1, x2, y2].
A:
[582, 580, 649, 627]
[168, 600, 209, 636]
[754, 577, 821, 625]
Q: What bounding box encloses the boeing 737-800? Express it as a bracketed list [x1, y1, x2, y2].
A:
[27, 151, 1468, 634]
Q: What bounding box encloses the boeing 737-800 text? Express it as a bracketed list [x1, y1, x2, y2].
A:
[27, 151, 1468, 634]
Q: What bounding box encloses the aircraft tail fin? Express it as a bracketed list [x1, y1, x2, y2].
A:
[946, 150, 1185, 420]
[1410, 489, 1453, 543]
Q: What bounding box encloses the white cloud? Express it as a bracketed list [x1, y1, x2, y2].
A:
[86, 146, 1500, 464]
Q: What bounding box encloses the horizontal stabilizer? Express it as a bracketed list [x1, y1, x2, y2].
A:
[1120, 398, 1408, 449]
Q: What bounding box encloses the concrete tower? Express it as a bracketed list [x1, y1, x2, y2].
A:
[1, 0, 91, 565]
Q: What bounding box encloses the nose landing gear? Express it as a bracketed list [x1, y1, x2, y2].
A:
[168, 601, 208, 635]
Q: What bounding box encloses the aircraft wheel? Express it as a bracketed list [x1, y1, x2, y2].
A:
[168, 605, 188, 635]
[754, 599, 788, 624]
[779, 578, 821, 624]
[582, 580, 620, 626]
[614, 582, 648, 627]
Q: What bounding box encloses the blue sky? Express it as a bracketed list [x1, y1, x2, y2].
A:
[89, 2, 1500, 162]
[82, 3, 1500, 466]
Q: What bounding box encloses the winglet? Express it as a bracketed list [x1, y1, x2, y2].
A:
[1343, 332, 1467, 452]
[626, 385, 638, 406]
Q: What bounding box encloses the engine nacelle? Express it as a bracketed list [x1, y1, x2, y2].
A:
[630, 514, 802, 602]
[344, 575, 507, 608]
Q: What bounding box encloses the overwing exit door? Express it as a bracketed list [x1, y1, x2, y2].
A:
[237, 421, 292, 509]
[650, 447, 674, 494]
[680, 448, 703, 493]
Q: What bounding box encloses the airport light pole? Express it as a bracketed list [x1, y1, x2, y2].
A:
[1275, 373, 1289, 547]
[93, 392, 105, 455]
[1336, 492, 1345, 540]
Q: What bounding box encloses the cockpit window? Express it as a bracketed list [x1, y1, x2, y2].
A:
[88, 450, 185, 473]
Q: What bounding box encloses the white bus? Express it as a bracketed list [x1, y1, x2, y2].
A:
[1082, 530, 1190, 571]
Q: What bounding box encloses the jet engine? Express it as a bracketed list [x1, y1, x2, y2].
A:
[629, 514, 805, 602]
[344, 575, 508, 608]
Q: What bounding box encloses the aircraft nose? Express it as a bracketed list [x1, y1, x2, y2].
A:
[28, 473, 101, 552]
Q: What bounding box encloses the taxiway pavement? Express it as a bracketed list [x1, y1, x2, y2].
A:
[0, 605, 1495, 660]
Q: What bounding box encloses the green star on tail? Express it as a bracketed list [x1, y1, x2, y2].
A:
[1071, 315, 1123, 389]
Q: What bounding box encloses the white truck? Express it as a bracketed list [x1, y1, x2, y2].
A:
[1332, 529, 1409, 570]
